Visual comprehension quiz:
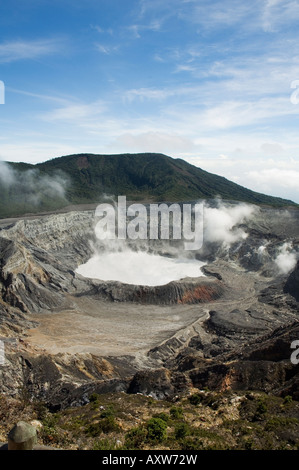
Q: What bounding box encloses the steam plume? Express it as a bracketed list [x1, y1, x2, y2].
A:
[0, 160, 69, 208]
[203, 200, 257, 247]
[274, 242, 298, 274]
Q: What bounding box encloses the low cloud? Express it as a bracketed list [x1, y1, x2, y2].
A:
[0, 160, 69, 208]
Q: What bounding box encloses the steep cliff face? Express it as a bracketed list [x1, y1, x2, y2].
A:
[0, 212, 95, 316]
[0, 211, 95, 264]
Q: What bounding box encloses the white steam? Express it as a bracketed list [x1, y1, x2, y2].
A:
[274, 242, 297, 274]
[0, 160, 68, 206]
[0, 161, 15, 186]
[203, 201, 257, 247]
[258, 245, 267, 256]
[76, 250, 205, 286]
[76, 199, 258, 286]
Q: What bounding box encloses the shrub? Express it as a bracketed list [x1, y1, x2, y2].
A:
[283, 395, 293, 405]
[41, 413, 60, 445]
[188, 394, 202, 406]
[152, 412, 169, 423]
[179, 437, 203, 450]
[93, 438, 122, 450]
[252, 400, 268, 421]
[89, 393, 100, 403]
[89, 393, 101, 409]
[100, 405, 115, 418]
[170, 406, 183, 419]
[85, 416, 119, 436]
[265, 416, 299, 432]
[256, 401, 267, 414]
[175, 422, 190, 440]
[124, 426, 147, 449]
[146, 417, 167, 443]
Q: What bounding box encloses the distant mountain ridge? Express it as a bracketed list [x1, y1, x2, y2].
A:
[0, 153, 297, 218]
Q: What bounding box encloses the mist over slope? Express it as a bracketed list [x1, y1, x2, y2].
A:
[0, 153, 296, 218]
[0, 160, 69, 218]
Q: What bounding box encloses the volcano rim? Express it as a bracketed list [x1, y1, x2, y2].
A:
[75, 269, 224, 306]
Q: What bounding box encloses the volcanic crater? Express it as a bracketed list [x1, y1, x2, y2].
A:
[0, 201, 298, 409]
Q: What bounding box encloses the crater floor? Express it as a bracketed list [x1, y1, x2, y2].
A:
[25, 298, 207, 356]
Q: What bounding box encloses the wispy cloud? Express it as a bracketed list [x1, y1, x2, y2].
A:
[124, 87, 174, 102]
[91, 24, 114, 35]
[127, 19, 163, 39]
[262, 0, 299, 32]
[137, 0, 299, 36]
[95, 43, 119, 54]
[112, 131, 196, 154]
[41, 100, 107, 122]
[1, 0, 298, 204]
[0, 38, 63, 63]
[7, 87, 71, 105]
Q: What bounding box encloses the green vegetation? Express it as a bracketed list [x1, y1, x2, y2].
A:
[146, 417, 168, 443]
[1, 153, 297, 218]
[1, 389, 299, 450]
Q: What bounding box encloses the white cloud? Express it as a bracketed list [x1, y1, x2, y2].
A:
[0, 143, 80, 164]
[124, 87, 174, 102]
[128, 19, 162, 38]
[91, 25, 113, 35]
[112, 131, 197, 154]
[95, 43, 119, 54]
[0, 38, 63, 63]
[183, 151, 299, 203]
[245, 168, 299, 196]
[260, 142, 284, 155]
[262, 0, 299, 32]
[41, 100, 106, 122]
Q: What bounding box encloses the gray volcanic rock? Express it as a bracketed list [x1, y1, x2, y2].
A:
[0, 211, 95, 317]
[128, 368, 189, 399]
[207, 309, 268, 336]
[137, 321, 299, 400]
[8, 421, 37, 450]
[80, 275, 224, 305]
[31, 357, 133, 411]
[187, 321, 299, 399]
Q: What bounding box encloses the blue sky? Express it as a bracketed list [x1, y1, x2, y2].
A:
[1, 0, 299, 202]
